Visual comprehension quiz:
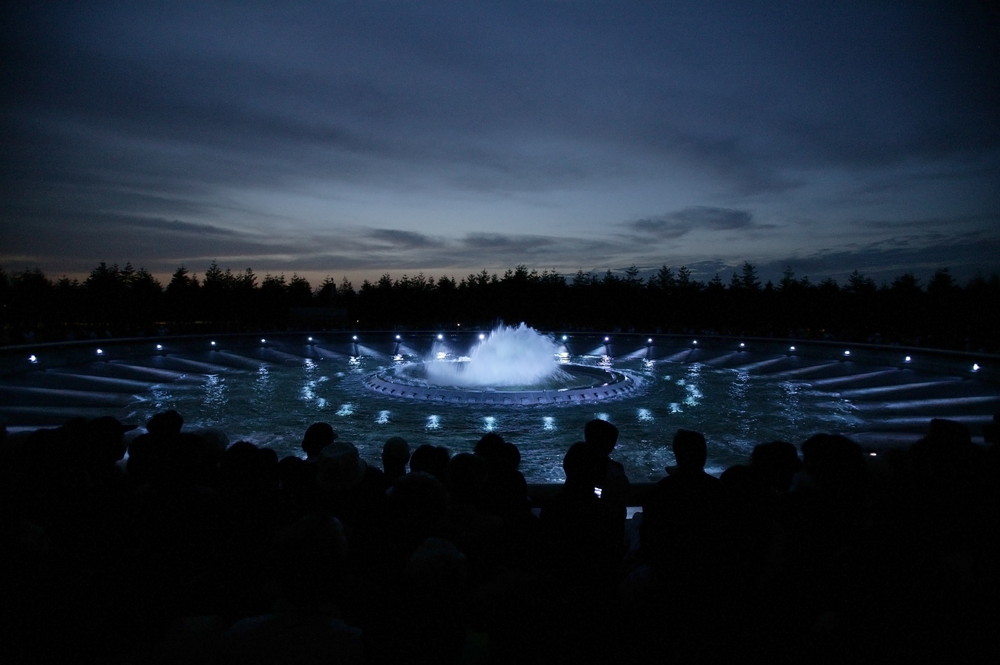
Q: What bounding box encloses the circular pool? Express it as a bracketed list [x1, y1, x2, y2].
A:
[1, 331, 997, 483]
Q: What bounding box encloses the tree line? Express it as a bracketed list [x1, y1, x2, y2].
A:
[1, 261, 997, 352]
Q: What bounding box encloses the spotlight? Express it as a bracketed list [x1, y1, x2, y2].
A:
[692, 340, 698, 346]
[307, 336, 314, 342]
[96, 348, 104, 356]
[260, 338, 267, 344]
[844, 350, 851, 357]
[211, 340, 217, 346]
[904, 356, 912, 363]
[395, 334, 401, 340]
[972, 363, 981, 372]
[156, 344, 163, 351]
[479, 334, 486, 341]
[28, 354, 38, 364]
[437, 334, 444, 341]
[647, 338, 653, 344]
[739, 342, 745, 348]
[352, 335, 358, 341]
[789, 345, 796, 352]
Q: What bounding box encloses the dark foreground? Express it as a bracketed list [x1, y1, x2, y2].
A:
[1, 411, 998, 664]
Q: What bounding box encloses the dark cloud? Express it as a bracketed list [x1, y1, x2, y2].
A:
[365, 229, 436, 249]
[627, 207, 759, 239]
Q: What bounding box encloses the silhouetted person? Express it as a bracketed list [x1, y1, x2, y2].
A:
[409, 444, 451, 485]
[627, 429, 736, 662]
[302, 422, 337, 462]
[584, 418, 631, 519]
[381, 436, 410, 482]
[315, 440, 387, 564]
[750, 439, 802, 495]
[540, 441, 624, 583]
[640, 429, 732, 572]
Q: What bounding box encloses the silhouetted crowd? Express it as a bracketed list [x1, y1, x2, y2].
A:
[2, 411, 998, 664]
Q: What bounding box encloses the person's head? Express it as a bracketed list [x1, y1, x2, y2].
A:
[302, 422, 337, 460]
[316, 440, 366, 492]
[382, 436, 411, 478]
[750, 440, 801, 492]
[672, 429, 707, 470]
[146, 410, 183, 437]
[410, 444, 450, 483]
[584, 419, 619, 456]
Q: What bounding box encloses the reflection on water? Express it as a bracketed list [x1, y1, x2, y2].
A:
[124, 352, 861, 483]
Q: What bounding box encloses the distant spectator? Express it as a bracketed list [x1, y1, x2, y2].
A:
[584, 418, 631, 518]
[302, 422, 337, 462]
[409, 444, 450, 485]
[381, 436, 411, 482]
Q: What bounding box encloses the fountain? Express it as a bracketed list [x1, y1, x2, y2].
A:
[1, 330, 997, 482]
[426, 323, 567, 387]
[364, 323, 641, 404]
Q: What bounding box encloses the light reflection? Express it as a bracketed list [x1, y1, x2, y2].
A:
[202, 374, 227, 414]
[426, 415, 441, 430]
[483, 416, 497, 432]
[376, 410, 390, 425]
[543, 416, 556, 431]
[336, 403, 354, 416]
[637, 408, 654, 423]
[669, 402, 683, 413]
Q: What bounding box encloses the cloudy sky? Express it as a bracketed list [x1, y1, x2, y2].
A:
[2, 0, 998, 288]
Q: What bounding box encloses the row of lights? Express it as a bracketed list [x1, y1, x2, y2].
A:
[22, 336, 986, 374]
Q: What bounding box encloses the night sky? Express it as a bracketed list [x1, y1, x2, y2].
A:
[2, 1, 999, 288]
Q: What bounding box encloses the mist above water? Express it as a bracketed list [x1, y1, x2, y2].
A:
[425, 323, 566, 388]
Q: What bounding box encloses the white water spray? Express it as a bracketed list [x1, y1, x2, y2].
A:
[425, 323, 566, 387]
